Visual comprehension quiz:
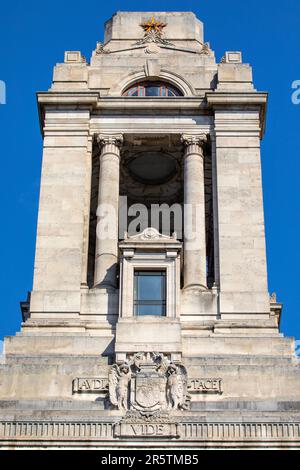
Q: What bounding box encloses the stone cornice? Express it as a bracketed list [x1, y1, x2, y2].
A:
[37, 91, 268, 137]
[37, 92, 208, 134]
[38, 93, 206, 109]
[206, 91, 268, 105]
[37, 92, 100, 135]
[206, 91, 268, 138]
[96, 96, 206, 110]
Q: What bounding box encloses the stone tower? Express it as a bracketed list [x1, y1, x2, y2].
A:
[1, 12, 300, 449]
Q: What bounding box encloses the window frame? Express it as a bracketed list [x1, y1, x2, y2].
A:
[123, 81, 182, 97]
[118, 246, 181, 320]
[133, 269, 167, 317]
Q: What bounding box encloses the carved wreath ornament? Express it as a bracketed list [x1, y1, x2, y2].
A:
[109, 352, 190, 413]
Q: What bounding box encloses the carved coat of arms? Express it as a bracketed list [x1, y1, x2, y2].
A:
[109, 352, 190, 413]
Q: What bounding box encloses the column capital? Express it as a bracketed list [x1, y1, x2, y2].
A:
[96, 133, 124, 148]
[181, 134, 208, 148]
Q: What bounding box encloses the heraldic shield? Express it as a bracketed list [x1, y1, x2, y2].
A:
[131, 365, 167, 412]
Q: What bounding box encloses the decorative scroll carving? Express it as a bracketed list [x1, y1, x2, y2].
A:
[181, 134, 208, 148]
[145, 42, 161, 54]
[108, 352, 190, 413]
[199, 42, 213, 56]
[121, 411, 174, 424]
[95, 42, 110, 55]
[96, 134, 124, 148]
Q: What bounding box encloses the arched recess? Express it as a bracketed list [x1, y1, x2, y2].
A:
[109, 69, 195, 97]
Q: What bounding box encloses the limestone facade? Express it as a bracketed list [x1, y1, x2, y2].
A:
[0, 12, 299, 449]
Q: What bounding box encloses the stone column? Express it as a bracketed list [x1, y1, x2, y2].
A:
[94, 134, 123, 289]
[182, 134, 207, 290]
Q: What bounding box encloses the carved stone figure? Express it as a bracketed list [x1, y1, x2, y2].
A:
[166, 363, 190, 410]
[109, 363, 131, 411]
[166, 364, 180, 409]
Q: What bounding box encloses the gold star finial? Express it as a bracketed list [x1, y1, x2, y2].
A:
[140, 17, 167, 34]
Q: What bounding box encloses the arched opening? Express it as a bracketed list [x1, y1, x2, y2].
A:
[123, 81, 183, 97]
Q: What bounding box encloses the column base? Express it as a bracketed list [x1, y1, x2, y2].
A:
[183, 283, 208, 292]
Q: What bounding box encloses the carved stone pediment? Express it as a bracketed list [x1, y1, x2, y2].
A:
[124, 227, 177, 242]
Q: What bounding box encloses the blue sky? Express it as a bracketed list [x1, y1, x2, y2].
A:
[0, 0, 299, 342]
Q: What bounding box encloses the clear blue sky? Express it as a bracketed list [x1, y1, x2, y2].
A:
[0, 0, 299, 341]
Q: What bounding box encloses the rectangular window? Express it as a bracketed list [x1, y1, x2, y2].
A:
[134, 270, 166, 316]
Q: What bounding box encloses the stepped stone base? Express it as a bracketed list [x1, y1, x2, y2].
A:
[1, 332, 300, 449]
